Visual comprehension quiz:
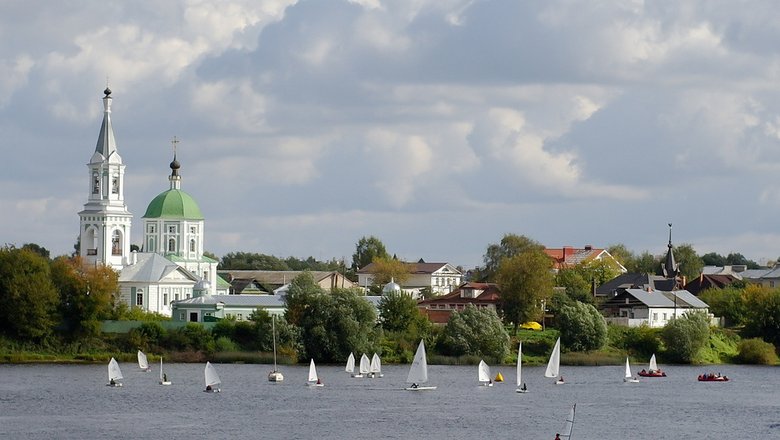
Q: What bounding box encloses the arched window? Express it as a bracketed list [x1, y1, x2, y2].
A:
[136, 289, 144, 306]
[168, 238, 176, 253]
[189, 238, 196, 253]
[111, 230, 122, 256]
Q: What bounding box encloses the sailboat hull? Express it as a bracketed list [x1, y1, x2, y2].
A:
[106, 383, 123, 387]
[307, 382, 325, 387]
[515, 388, 528, 393]
[268, 371, 284, 382]
[405, 386, 437, 391]
[159, 381, 172, 385]
[624, 378, 640, 383]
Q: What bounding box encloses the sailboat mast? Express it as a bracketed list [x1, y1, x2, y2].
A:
[272, 315, 278, 370]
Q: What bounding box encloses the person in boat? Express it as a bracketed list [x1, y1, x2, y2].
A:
[521, 383, 527, 391]
[555, 434, 561, 440]
[109, 378, 116, 386]
[316, 378, 322, 385]
[411, 383, 418, 389]
[206, 385, 212, 391]
[163, 373, 168, 382]
[488, 379, 493, 386]
[559, 376, 564, 383]
[640, 369, 646, 374]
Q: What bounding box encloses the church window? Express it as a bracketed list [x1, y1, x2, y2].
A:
[163, 293, 168, 305]
[168, 238, 176, 253]
[168, 225, 177, 234]
[147, 224, 156, 234]
[136, 290, 144, 306]
[111, 176, 119, 194]
[190, 239, 196, 253]
[111, 230, 122, 256]
[92, 172, 100, 194]
[147, 238, 155, 252]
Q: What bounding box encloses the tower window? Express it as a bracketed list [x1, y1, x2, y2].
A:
[111, 230, 122, 256]
[136, 289, 144, 306]
[112, 176, 119, 194]
[92, 173, 100, 194]
[190, 239, 196, 253]
[168, 238, 176, 253]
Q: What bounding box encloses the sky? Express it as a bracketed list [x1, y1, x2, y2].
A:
[3, 0, 780, 269]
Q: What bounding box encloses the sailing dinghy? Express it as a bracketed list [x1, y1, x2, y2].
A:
[478, 360, 493, 386]
[159, 357, 171, 385]
[107, 357, 123, 387]
[545, 337, 565, 385]
[137, 350, 151, 372]
[638, 353, 667, 377]
[557, 403, 576, 439]
[359, 353, 370, 377]
[307, 359, 324, 387]
[346, 352, 358, 377]
[204, 362, 221, 392]
[624, 357, 639, 383]
[405, 340, 436, 391]
[268, 315, 284, 382]
[369, 353, 383, 378]
[516, 342, 528, 393]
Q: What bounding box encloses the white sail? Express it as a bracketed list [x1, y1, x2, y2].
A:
[137, 350, 149, 370]
[370, 353, 382, 375]
[308, 359, 319, 382]
[159, 357, 171, 385]
[108, 357, 123, 381]
[159, 358, 164, 381]
[478, 360, 491, 383]
[625, 357, 632, 378]
[359, 354, 371, 375]
[205, 362, 221, 387]
[516, 343, 523, 387]
[346, 353, 355, 373]
[649, 354, 658, 371]
[545, 338, 561, 378]
[560, 404, 576, 439]
[406, 340, 429, 384]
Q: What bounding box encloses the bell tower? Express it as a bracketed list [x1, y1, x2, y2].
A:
[78, 88, 132, 268]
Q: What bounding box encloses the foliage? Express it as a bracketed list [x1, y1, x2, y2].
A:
[50, 256, 118, 339]
[605, 244, 632, 269]
[109, 303, 170, 321]
[630, 251, 659, 274]
[661, 311, 710, 363]
[164, 323, 214, 352]
[437, 305, 510, 360]
[495, 249, 555, 330]
[22, 243, 50, 259]
[698, 286, 748, 327]
[219, 251, 343, 272]
[555, 269, 591, 304]
[673, 244, 703, 282]
[735, 338, 778, 365]
[480, 234, 544, 282]
[352, 236, 389, 270]
[697, 329, 739, 364]
[742, 285, 780, 345]
[607, 324, 661, 358]
[379, 292, 423, 333]
[0, 246, 59, 342]
[556, 301, 608, 351]
[701, 252, 759, 269]
[368, 256, 410, 286]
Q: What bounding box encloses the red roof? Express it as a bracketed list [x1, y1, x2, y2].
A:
[544, 246, 605, 269]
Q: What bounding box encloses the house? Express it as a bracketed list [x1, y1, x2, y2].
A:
[595, 273, 681, 298]
[684, 274, 742, 296]
[544, 245, 627, 272]
[601, 288, 710, 328]
[417, 282, 500, 324]
[219, 270, 356, 294]
[356, 260, 462, 297]
[735, 266, 780, 289]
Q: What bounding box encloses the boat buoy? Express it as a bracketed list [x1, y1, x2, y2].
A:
[494, 372, 504, 382]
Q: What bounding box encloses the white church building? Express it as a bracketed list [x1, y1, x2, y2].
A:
[78, 88, 222, 316]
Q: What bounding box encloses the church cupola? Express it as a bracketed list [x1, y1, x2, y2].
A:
[662, 223, 679, 279]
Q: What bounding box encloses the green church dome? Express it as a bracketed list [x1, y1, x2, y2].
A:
[143, 189, 204, 219]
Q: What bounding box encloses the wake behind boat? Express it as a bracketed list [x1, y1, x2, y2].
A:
[405, 340, 436, 391]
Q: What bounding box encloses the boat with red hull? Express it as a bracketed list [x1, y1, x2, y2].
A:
[698, 374, 729, 382]
[638, 370, 666, 377]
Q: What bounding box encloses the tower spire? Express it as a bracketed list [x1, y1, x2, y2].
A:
[169, 136, 181, 190]
[662, 223, 679, 279]
[95, 87, 119, 159]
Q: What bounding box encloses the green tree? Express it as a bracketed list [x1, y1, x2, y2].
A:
[219, 252, 290, 270]
[630, 251, 659, 274]
[606, 244, 633, 268]
[742, 285, 780, 345]
[379, 292, 422, 333]
[0, 246, 58, 342]
[481, 234, 544, 282]
[725, 253, 760, 269]
[495, 249, 555, 331]
[352, 236, 389, 270]
[701, 252, 726, 266]
[438, 304, 510, 360]
[698, 286, 748, 327]
[22, 243, 50, 260]
[555, 269, 591, 303]
[661, 311, 710, 363]
[50, 256, 119, 339]
[368, 256, 410, 287]
[673, 244, 703, 282]
[556, 301, 607, 351]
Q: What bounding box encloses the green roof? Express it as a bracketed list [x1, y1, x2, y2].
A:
[143, 189, 204, 220]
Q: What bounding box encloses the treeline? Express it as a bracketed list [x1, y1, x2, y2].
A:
[218, 251, 347, 272]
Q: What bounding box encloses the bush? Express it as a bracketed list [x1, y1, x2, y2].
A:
[214, 336, 239, 352]
[661, 312, 710, 363]
[736, 338, 778, 365]
[438, 305, 510, 360]
[557, 301, 607, 352]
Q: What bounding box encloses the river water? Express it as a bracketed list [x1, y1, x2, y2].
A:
[0, 362, 778, 439]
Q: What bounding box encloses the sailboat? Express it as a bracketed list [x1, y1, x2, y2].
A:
[307, 359, 324, 387]
[556, 403, 576, 439]
[346, 352, 358, 377]
[545, 337, 565, 384]
[204, 361, 221, 392]
[268, 315, 284, 382]
[624, 357, 639, 383]
[638, 353, 667, 377]
[405, 340, 436, 391]
[159, 357, 171, 385]
[359, 353, 371, 377]
[478, 360, 493, 386]
[369, 353, 383, 378]
[516, 342, 528, 393]
[107, 357, 123, 387]
[137, 350, 151, 372]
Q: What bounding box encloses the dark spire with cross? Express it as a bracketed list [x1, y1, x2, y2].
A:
[662, 223, 679, 279]
[168, 136, 182, 190]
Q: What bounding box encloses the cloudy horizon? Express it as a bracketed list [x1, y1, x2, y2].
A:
[3, 0, 780, 268]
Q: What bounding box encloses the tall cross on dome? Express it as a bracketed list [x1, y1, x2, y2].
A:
[171, 136, 179, 157]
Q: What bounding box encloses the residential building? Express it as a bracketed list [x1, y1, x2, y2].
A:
[357, 259, 462, 297]
[601, 288, 710, 328]
[544, 245, 627, 272]
[684, 273, 742, 296]
[417, 282, 500, 324]
[219, 270, 356, 294]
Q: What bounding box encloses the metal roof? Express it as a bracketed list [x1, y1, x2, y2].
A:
[119, 252, 198, 283]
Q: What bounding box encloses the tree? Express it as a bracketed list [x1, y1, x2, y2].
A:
[742, 285, 780, 345]
[50, 256, 119, 339]
[0, 246, 58, 342]
[673, 244, 703, 282]
[438, 304, 510, 360]
[379, 292, 423, 333]
[22, 243, 50, 260]
[495, 249, 555, 331]
[367, 256, 409, 287]
[352, 236, 389, 270]
[630, 251, 659, 274]
[556, 301, 607, 351]
[661, 311, 710, 363]
[555, 269, 591, 304]
[701, 252, 726, 267]
[219, 252, 290, 270]
[698, 286, 748, 327]
[481, 234, 544, 282]
[725, 253, 759, 269]
[606, 244, 634, 269]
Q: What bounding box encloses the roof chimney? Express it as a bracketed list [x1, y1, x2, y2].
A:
[584, 244, 593, 251]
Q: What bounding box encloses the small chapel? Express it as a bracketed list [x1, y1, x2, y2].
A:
[77, 88, 224, 316]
